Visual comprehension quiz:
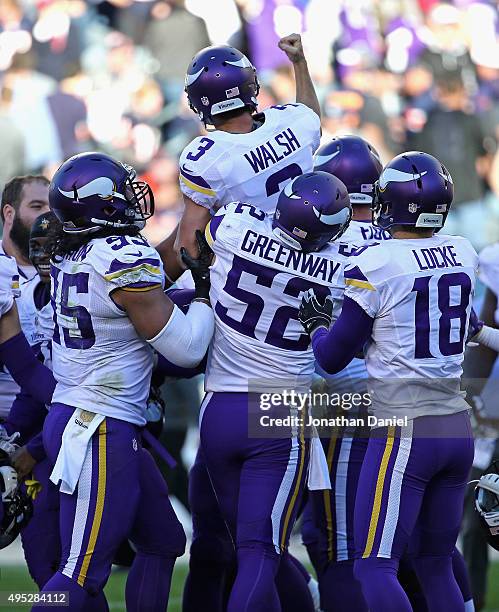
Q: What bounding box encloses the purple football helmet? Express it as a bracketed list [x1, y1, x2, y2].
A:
[314, 135, 382, 205]
[185, 45, 259, 125]
[272, 172, 351, 253]
[372, 151, 453, 231]
[49, 152, 154, 234]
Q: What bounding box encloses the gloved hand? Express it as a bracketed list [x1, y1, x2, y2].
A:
[467, 308, 484, 344]
[298, 289, 333, 337]
[0, 426, 19, 457]
[180, 230, 213, 301]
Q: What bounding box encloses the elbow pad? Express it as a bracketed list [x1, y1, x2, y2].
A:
[148, 302, 214, 368]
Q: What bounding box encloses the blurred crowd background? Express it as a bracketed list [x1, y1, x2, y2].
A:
[0, 0, 497, 248]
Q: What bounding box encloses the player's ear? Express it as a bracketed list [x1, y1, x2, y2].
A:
[2, 203, 15, 224]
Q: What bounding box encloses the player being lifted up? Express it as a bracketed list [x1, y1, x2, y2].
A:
[299, 152, 477, 612]
[201, 171, 351, 612]
[157, 33, 321, 280]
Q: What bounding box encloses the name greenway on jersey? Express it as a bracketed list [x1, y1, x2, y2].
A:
[240, 229, 342, 283]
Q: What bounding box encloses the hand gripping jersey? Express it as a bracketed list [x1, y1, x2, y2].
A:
[205, 202, 347, 392]
[51, 234, 164, 425]
[179, 104, 321, 214]
[344, 234, 478, 419]
[478, 243, 499, 324]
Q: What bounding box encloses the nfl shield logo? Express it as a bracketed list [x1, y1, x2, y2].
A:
[408, 203, 418, 214]
[201, 96, 209, 106]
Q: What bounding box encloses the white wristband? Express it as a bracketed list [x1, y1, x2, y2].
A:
[475, 325, 499, 353]
[148, 302, 214, 368]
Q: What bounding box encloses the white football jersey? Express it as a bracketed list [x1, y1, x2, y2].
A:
[343, 233, 478, 419]
[478, 243, 499, 324]
[340, 220, 392, 247]
[323, 219, 392, 390]
[205, 202, 347, 392]
[179, 103, 321, 214]
[18, 278, 53, 370]
[0, 241, 36, 418]
[51, 234, 164, 425]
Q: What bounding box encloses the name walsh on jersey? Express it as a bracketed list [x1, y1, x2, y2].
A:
[244, 128, 301, 174]
[240, 229, 342, 284]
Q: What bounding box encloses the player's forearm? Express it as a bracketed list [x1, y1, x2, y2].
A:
[473, 325, 499, 353]
[156, 227, 183, 284]
[293, 60, 321, 118]
[0, 333, 56, 404]
[312, 297, 373, 374]
[3, 392, 46, 443]
[148, 302, 214, 368]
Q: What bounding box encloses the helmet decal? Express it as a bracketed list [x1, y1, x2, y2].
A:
[58, 177, 127, 202]
[312, 206, 351, 226]
[314, 149, 340, 167]
[185, 67, 205, 87]
[379, 168, 427, 191]
[226, 56, 253, 68]
[283, 179, 301, 199]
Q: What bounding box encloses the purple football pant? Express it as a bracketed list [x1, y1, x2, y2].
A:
[20, 457, 60, 589]
[184, 445, 315, 612]
[200, 392, 311, 612]
[353, 411, 474, 612]
[34, 404, 185, 612]
[312, 434, 368, 611]
[300, 496, 322, 577]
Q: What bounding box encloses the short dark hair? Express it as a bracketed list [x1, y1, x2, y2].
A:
[1, 175, 50, 223]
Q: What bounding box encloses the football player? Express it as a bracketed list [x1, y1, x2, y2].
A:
[0, 175, 49, 417]
[27, 152, 213, 612]
[200, 171, 351, 612]
[310, 135, 384, 611]
[314, 139, 475, 612]
[156, 33, 321, 280]
[2, 212, 61, 588]
[299, 152, 476, 612]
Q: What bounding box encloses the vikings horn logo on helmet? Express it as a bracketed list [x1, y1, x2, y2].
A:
[283, 180, 301, 199]
[58, 177, 127, 202]
[314, 149, 340, 167]
[379, 168, 428, 191]
[312, 206, 351, 226]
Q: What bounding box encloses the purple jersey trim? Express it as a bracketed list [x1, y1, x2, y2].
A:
[208, 213, 225, 242]
[344, 265, 369, 282]
[179, 165, 213, 190]
[106, 257, 161, 274]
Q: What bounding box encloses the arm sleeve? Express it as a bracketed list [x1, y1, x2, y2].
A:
[0, 333, 56, 404]
[4, 391, 46, 443]
[312, 296, 374, 374]
[148, 301, 214, 368]
[26, 432, 46, 462]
